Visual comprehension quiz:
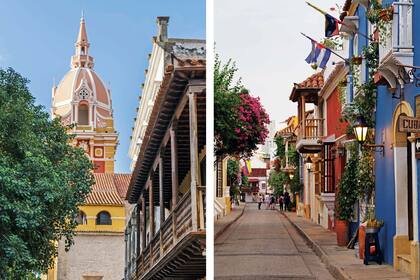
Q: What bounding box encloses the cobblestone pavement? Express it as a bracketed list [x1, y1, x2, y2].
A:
[214, 203, 335, 279]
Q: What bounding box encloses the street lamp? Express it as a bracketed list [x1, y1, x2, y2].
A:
[353, 115, 369, 145]
[305, 156, 312, 170]
[289, 173, 294, 180]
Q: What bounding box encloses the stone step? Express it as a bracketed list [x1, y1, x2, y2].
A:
[397, 254, 412, 275]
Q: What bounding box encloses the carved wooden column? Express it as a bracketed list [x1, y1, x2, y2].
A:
[170, 121, 179, 209]
[301, 95, 306, 137]
[136, 204, 141, 259]
[141, 195, 146, 250]
[141, 194, 146, 272]
[189, 91, 199, 231]
[148, 178, 154, 265]
[148, 179, 155, 238]
[159, 156, 164, 255]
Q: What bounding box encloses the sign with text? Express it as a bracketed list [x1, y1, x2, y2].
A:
[399, 116, 420, 133]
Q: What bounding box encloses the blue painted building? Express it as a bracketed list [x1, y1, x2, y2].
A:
[345, 0, 420, 277]
[338, 0, 419, 276]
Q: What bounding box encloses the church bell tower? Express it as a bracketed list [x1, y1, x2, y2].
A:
[51, 15, 118, 173]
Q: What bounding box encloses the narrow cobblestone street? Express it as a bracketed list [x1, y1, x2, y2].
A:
[215, 203, 335, 279]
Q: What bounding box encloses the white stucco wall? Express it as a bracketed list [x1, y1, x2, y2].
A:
[57, 233, 125, 280]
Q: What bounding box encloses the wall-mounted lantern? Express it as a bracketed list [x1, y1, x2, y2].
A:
[305, 156, 312, 171]
[352, 115, 384, 155]
[353, 115, 369, 145]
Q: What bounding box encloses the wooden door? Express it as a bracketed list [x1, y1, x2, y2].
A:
[407, 135, 413, 240]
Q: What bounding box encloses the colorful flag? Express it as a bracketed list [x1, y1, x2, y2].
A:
[306, 2, 340, 37]
[305, 40, 331, 69]
[243, 160, 252, 176]
[325, 14, 340, 37]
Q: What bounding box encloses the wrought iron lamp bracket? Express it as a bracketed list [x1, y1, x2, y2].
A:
[398, 64, 420, 87]
[364, 144, 385, 156]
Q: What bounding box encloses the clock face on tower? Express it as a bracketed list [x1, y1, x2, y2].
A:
[79, 88, 89, 100]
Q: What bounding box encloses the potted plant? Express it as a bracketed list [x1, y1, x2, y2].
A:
[351, 56, 363, 65]
[378, 6, 393, 22]
[338, 78, 347, 88]
[366, 218, 384, 233]
[336, 148, 359, 246]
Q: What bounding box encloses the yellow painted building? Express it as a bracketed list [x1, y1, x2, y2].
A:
[47, 16, 132, 280]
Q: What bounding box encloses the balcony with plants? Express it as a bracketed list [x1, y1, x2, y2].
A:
[371, 0, 414, 89]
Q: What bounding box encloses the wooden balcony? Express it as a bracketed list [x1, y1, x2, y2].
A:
[296, 119, 324, 153]
[377, 1, 414, 89]
[134, 188, 205, 280]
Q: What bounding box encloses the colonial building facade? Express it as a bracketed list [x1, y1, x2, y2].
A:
[370, 0, 419, 276]
[287, 0, 420, 277]
[124, 17, 206, 279]
[48, 16, 131, 280]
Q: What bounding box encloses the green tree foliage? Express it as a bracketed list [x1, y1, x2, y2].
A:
[214, 55, 270, 158]
[214, 54, 242, 156]
[227, 159, 239, 186]
[274, 136, 286, 167]
[272, 136, 302, 194]
[0, 68, 94, 278]
[268, 171, 287, 196]
[241, 174, 249, 187]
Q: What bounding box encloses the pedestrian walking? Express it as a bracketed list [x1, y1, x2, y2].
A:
[257, 195, 262, 210]
[279, 195, 284, 211]
[270, 195, 275, 210]
[284, 191, 290, 212]
[265, 194, 270, 209]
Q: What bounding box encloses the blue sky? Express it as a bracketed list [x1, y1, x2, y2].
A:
[0, 0, 205, 173]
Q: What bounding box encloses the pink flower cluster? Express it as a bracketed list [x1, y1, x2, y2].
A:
[234, 92, 270, 152]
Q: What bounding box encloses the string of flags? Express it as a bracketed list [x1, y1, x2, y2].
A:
[302, 1, 358, 69]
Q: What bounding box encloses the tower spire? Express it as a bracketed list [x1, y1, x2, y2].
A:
[71, 14, 94, 69]
[76, 14, 89, 54]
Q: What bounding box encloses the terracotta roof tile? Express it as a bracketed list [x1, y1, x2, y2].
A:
[113, 173, 131, 200]
[85, 173, 131, 206]
[249, 168, 267, 177]
[297, 71, 324, 89]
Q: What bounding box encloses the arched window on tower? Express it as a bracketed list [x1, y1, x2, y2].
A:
[78, 104, 89, 125]
[96, 211, 112, 225]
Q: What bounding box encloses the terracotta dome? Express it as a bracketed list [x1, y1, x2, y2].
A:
[53, 68, 111, 116]
[52, 16, 112, 125]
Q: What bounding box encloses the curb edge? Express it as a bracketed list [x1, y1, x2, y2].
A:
[281, 212, 352, 280]
[214, 204, 246, 241]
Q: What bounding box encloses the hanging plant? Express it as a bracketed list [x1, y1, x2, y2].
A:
[366, 0, 393, 46]
[337, 144, 360, 221]
[351, 56, 363, 65]
[378, 6, 393, 22]
[342, 41, 378, 129]
[321, 37, 344, 51]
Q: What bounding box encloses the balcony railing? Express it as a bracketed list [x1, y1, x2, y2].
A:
[135, 189, 197, 278]
[297, 119, 324, 141]
[379, 1, 414, 63]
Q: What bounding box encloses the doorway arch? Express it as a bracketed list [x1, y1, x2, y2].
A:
[392, 101, 414, 237]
